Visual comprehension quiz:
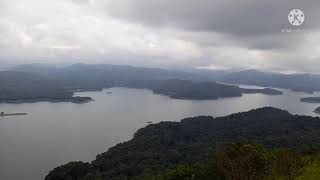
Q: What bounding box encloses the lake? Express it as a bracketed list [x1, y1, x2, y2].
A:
[0, 87, 319, 180]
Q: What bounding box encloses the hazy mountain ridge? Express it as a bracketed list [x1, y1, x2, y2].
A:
[12, 64, 320, 93]
[219, 69, 320, 93]
[0, 64, 281, 103]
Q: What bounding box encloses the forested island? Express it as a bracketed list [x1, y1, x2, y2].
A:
[124, 79, 282, 100]
[241, 87, 283, 95]
[46, 107, 320, 180]
[301, 97, 320, 103]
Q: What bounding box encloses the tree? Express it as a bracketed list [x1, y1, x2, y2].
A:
[214, 143, 274, 180]
[273, 149, 310, 180]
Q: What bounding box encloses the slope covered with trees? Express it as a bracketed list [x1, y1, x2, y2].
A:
[46, 107, 320, 180]
[158, 143, 313, 180]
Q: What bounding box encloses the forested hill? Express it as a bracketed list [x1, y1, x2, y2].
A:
[46, 107, 320, 180]
[0, 71, 93, 103]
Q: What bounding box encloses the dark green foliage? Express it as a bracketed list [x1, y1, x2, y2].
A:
[160, 144, 310, 180]
[273, 149, 310, 180]
[45, 162, 94, 180]
[46, 107, 320, 180]
[162, 165, 216, 180]
[214, 144, 274, 180]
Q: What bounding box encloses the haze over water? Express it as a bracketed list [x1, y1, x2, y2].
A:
[0, 87, 319, 180]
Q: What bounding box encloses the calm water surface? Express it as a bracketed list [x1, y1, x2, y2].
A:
[0, 87, 320, 180]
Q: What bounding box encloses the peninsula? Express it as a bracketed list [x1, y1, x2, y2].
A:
[300, 97, 320, 103]
[0, 112, 27, 116]
[314, 107, 320, 114]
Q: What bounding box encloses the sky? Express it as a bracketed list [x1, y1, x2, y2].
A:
[0, 0, 320, 73]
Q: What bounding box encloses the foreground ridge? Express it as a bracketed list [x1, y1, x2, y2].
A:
[46, 107, 320, 180]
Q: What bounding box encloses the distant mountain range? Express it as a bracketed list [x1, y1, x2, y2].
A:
[0, 64, 285, 103]
[1, 63, 320, 103]
[0, 63, 192, 103]
[219, 69, 320, 93]
[11, 64, 320, 94]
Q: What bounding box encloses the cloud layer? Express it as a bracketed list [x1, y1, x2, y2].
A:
[1, 0, 320, 72]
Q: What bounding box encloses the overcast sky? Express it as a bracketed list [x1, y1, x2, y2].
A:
[1, 0, 320, 73]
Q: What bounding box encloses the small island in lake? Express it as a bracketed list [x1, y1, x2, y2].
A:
[242, 88, 283, 95]
[69, 96, 93, 103]
[300, 97, 320, 103]
[128, 79, 283, 100]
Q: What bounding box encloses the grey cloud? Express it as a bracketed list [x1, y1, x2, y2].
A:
[102, 0, 320, 36]
[1, 0, 320, 73]
[99, 0, 320, 52]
